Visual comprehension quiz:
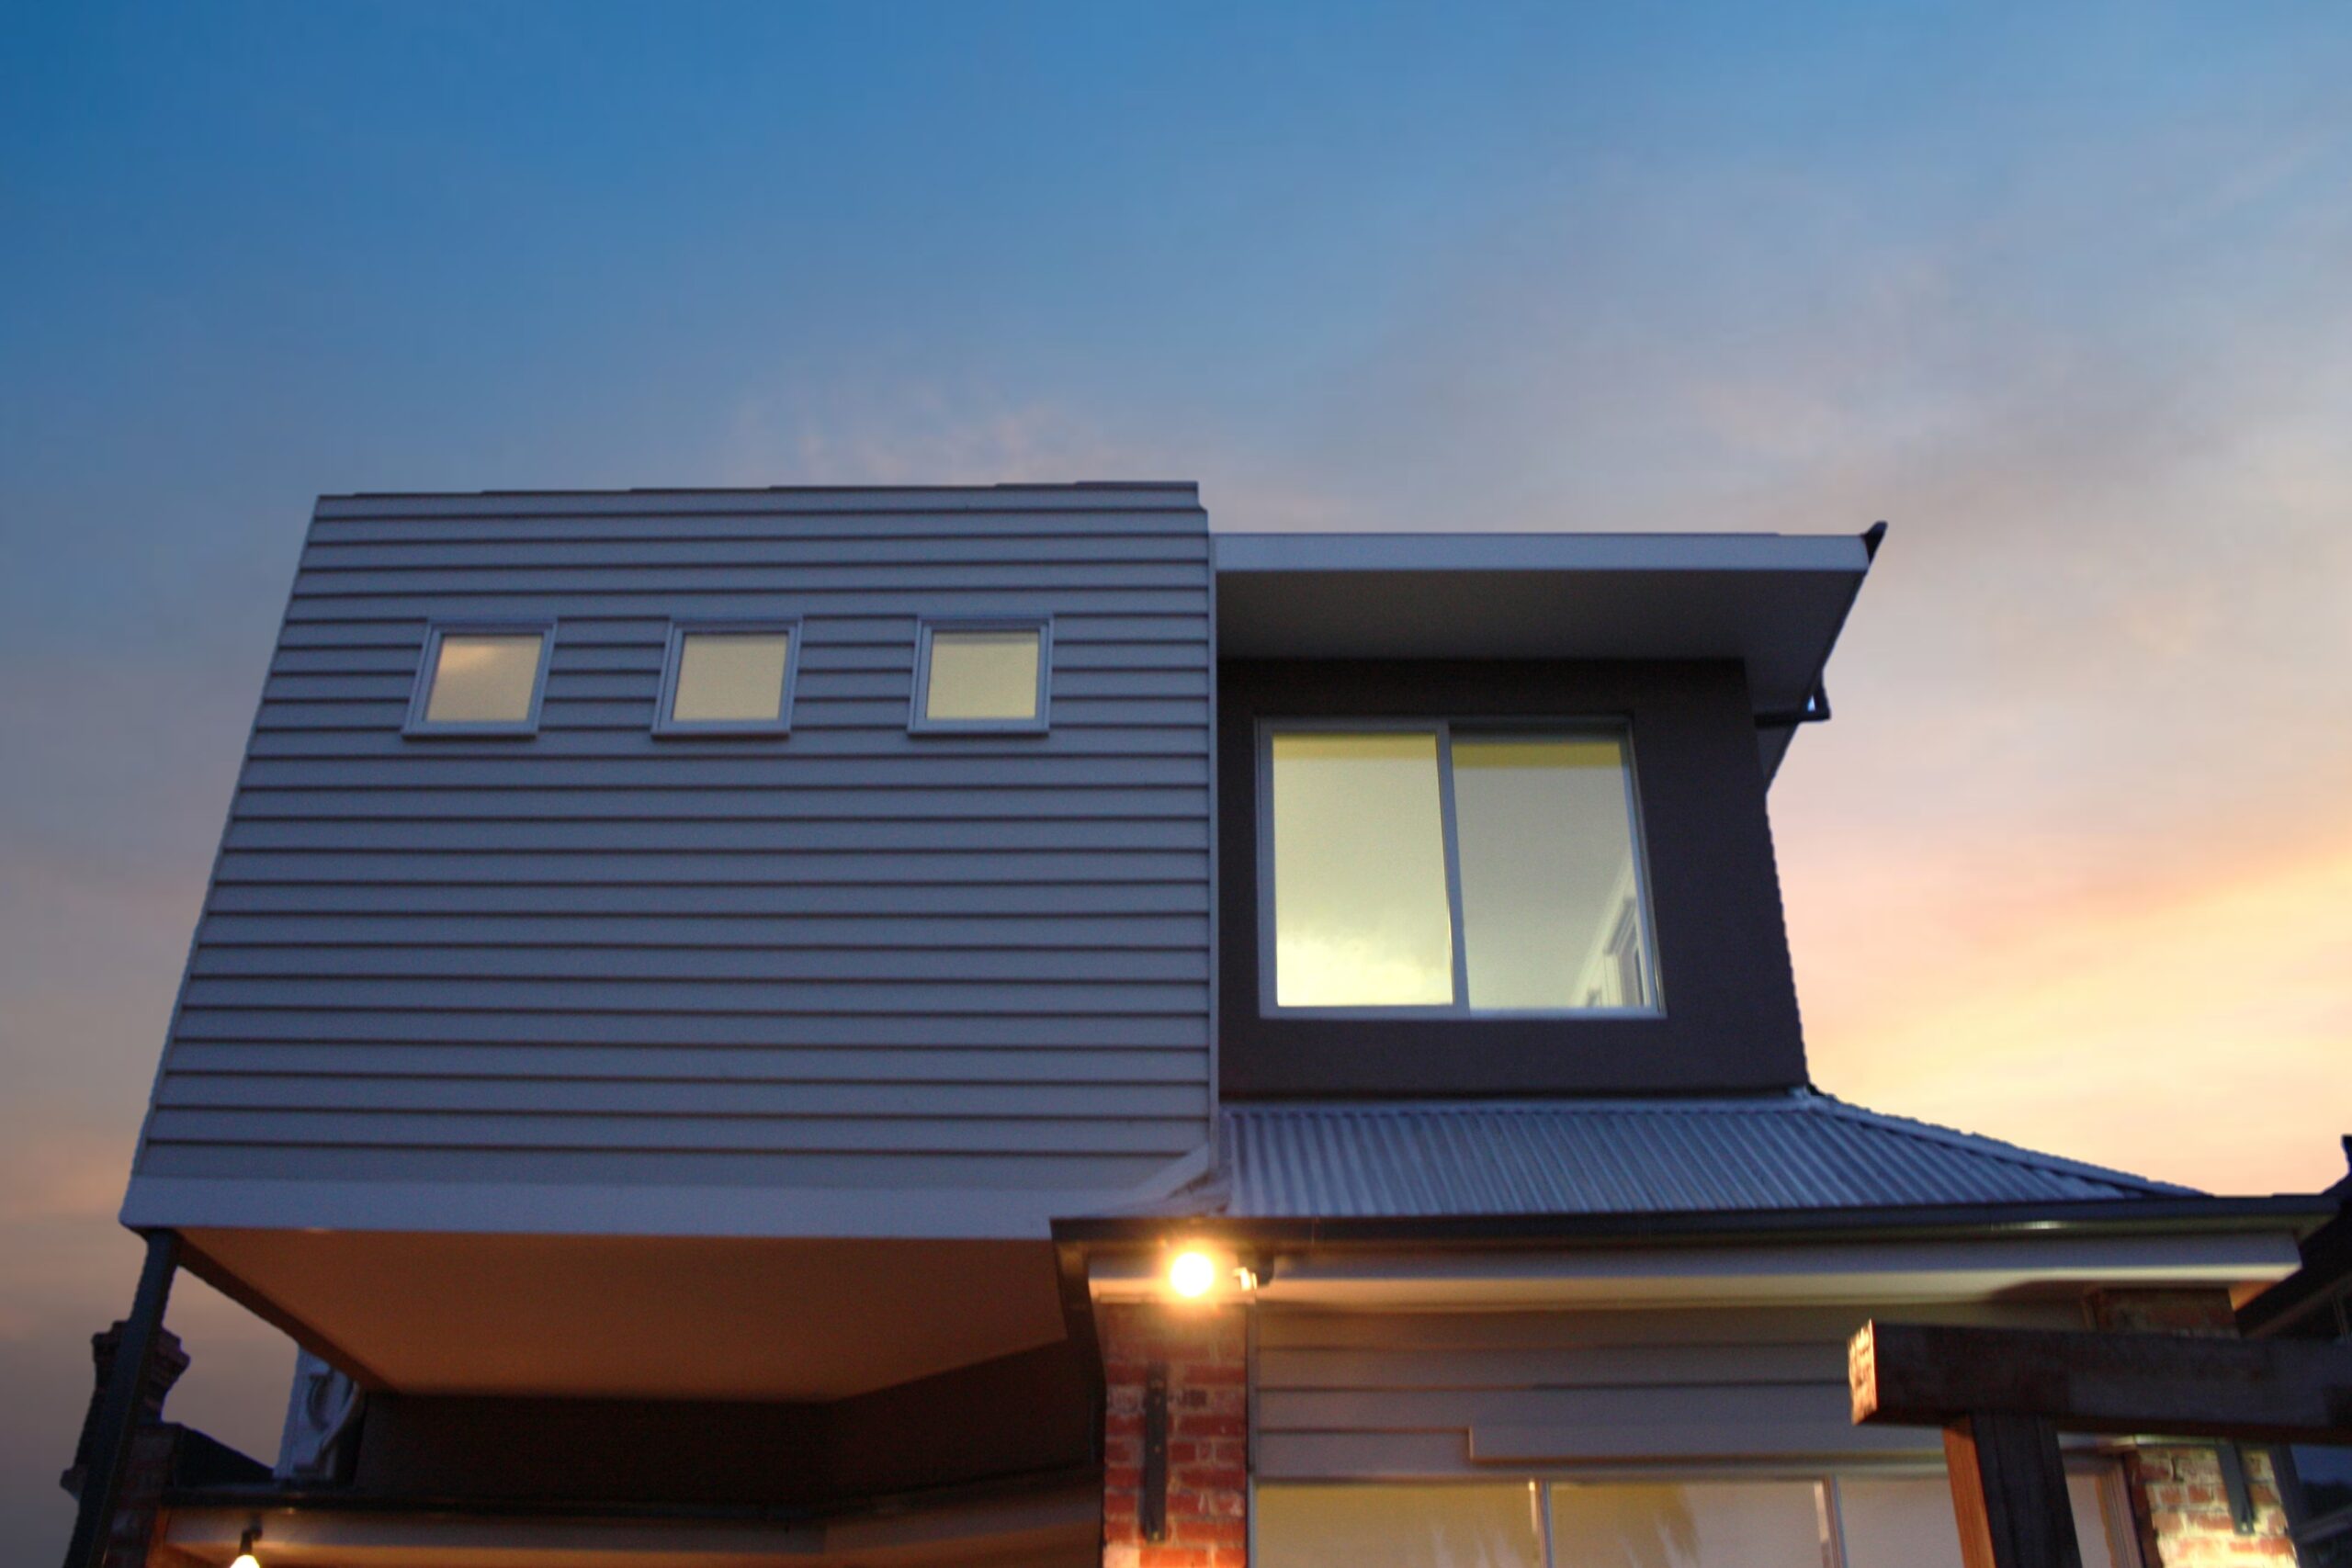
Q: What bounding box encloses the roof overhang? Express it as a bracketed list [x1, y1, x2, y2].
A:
[1083, 1228, 2307, 1311]
[1211, 529, 1878, 779]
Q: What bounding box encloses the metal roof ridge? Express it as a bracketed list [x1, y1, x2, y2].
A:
[1797, 1090, 2201, 1198]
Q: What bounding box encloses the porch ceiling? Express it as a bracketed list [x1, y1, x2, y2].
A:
[183, 1229, 1071, 1399]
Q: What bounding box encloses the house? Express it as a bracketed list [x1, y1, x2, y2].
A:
[66, 482, 2337, 1568]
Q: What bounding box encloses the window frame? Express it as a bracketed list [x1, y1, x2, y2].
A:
[1252, 716, 1664, 1020]
[401, 620, 557, 739]
[909, 616, 1053, 735]
[1250, 1464, 2143, 1568]
[652, 617, 803, 739]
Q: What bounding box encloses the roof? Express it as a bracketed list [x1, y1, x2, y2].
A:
[1210, 527, 1879, 780]
[1135, 1093, 2199, 1224]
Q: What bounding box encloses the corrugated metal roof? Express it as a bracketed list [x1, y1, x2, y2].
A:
[1170, 1093, 2193, 1220]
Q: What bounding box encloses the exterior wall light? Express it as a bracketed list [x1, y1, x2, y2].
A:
[1165, 1247, 1262, 1299]
[1169, 1249, 1219, 1298]
[231, 1521, 263, 1568]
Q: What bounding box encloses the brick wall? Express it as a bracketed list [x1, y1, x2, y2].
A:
[2089, 1290, 2298, 1566]
[1100, 1303, 1249, 1568]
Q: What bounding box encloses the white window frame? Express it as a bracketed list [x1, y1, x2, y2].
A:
[652, 618, 802, 738]
[1253, 717, 1664, 1019]
[909, 617, 1052, 735]
[401, 620, 556, 739]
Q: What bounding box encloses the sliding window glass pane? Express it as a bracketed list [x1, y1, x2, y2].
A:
[1547, 1481, 1823, 1568]
[925, 629, 1041, 722]
[1256, 1483, 1543, 1568]
[673, 632, 791, 723]
[1452, 735, 1654, 1010]
[424, 635, 543, 724]
[1271, 732, 1453, 1007]
[1836, 1473, 2121, 1568]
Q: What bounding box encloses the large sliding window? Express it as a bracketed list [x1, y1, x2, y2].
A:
[1257, 1473, 2134, 1568]
[1261, 724, 1657, 1013]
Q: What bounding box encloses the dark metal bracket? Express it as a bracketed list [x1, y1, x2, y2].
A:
[1140, 1363, 1169, 1544]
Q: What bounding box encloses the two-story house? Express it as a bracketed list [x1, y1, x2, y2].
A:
[65, 483, 2335, 1568]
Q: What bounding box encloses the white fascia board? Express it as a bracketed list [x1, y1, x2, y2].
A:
[1088, 1232, 2303, 1308]
[1211, 530, 1871, 577]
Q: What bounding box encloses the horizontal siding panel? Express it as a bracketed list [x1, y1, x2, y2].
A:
[1259, 1306, 1883, 1352]
[1257, 1343, 1839, 1391]
[1260, 1384, 1845, 1433]
[143, 1107, 1201, 1156]
[203, 880, 1210, 917]
[155, 1075, 1210, 1120]
[283, 590, 1205, 619]
[145, 489, 1214, 1214]
[237, 755, 1210, 790]
[1250, 1306, 2083, 1480]
[168, 1043, 1205, 1084]
[137, 1144, 1181, 1190]
[172, 1010, 1211, 1048]
[308, 515, 1206, 545]
[241, 668, 1213, 704]
[245, 726, 1209, 757]
[229, 786, 1209, 820]
[302, 535, 1209, 568]
[312, 487, 1202, 520]
[210, 850, 1207, 885]
[177, 976, 1209, 1014]
[188, 944, 1210, 984]
[197, 913, 1209, 949]
[274, 613, 1209, 647]
[221, 818, 1207, 854]
[250, 696, 1204, 731]
[291, 562, 1208, 594]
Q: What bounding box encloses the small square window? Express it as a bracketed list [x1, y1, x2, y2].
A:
[656, 622, 798, 736]
[911, 621, 1049, 732]
[404, 624, 553, 737]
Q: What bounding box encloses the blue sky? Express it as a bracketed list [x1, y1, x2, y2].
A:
[5, 1, 2351, 1555]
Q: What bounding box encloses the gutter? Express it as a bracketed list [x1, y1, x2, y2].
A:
[1051, 1192, 2334, 1251]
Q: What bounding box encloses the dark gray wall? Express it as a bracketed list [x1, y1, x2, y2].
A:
[1217, 660, 1810, 1098]
[130, 486, 1214, 1235]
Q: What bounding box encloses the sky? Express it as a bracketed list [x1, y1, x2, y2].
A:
[4, 0, 2350, 1553]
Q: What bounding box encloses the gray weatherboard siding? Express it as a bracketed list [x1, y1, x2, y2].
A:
[127, 485, 1216, 1239]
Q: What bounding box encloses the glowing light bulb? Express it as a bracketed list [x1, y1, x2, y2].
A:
[1168, 1249, 1217, 1298]
[232, 1523, 263, 1568]
[231, 1554, 261, 1568]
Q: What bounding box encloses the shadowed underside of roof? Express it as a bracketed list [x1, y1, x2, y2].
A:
[1182, 1092, 2196, 1221]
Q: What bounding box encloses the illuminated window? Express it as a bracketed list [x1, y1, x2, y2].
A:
[911, 621, 1048, 732]
[404, 625, 552, 737]
[1255, 1483, 1543, 1568]
[657, 622, 797, 735]
[1262, 725, 1657, 1012]
[1253, 1472, 2134, 1568]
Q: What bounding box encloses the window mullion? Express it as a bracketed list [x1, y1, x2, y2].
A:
[1434, 722, 1471, 1010]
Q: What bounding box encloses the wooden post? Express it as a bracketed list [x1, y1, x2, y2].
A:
[1942, 1411, 2081, 1568]
[61, 1232, 179, 1568]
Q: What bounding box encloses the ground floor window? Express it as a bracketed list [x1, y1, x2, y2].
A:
[1257, 1469, 2134, 1568]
